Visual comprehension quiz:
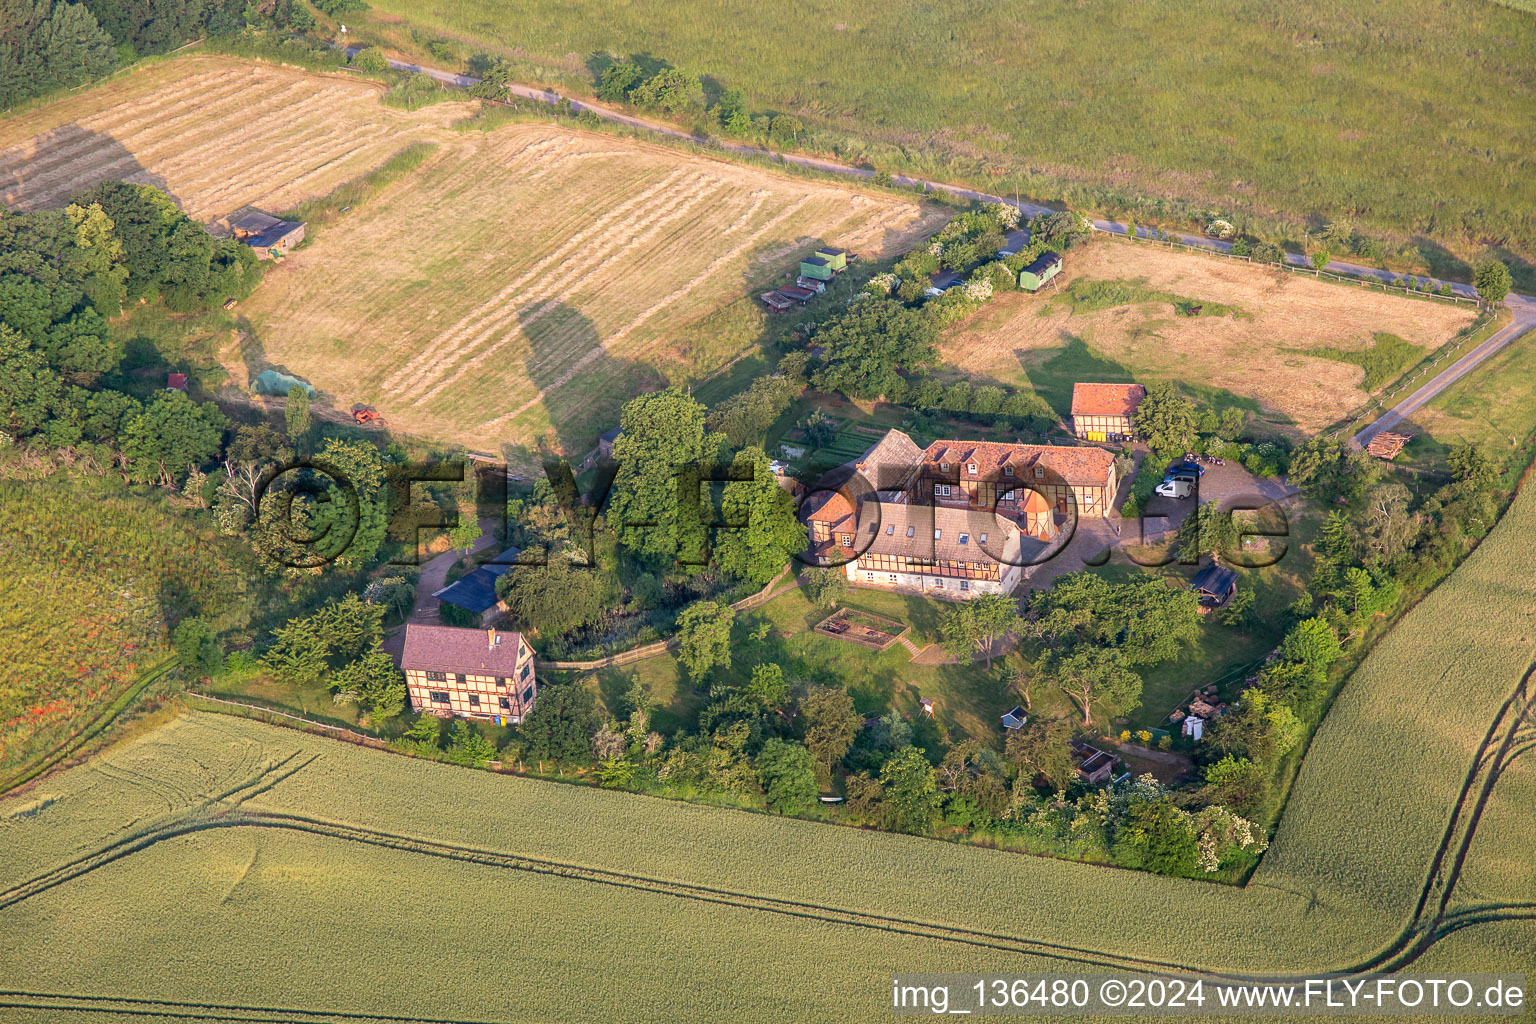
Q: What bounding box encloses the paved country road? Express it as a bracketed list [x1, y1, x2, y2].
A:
[357, 48, 1534, 428]
[1354, 293, 1536, 445]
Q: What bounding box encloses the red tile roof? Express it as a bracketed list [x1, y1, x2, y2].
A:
[402, 624, 527, 675]
[919, 440, 1115, 489]
[1071, 382, 1146, 419]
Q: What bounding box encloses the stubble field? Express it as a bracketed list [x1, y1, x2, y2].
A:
[0, 55, 472, 222]
[3, 478, 1534, 1022]
[238, 122, 945, 458]
[940, 239, 1476, 434]
[3, 54, 946, 460]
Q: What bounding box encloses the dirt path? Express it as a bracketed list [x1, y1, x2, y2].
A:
[409, 517, 502, 624]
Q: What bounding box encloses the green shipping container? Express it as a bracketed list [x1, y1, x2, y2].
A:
[799, 256, 834, 281]
[815, 247, 847, 271]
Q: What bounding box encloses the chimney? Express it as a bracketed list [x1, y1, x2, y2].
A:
[487, 627, 498, 649]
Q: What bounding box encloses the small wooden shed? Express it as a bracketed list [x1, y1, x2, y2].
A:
[815, 247, 848, 271]
[799, 255, 834, 281]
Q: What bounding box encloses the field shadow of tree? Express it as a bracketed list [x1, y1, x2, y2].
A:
[1, 123, 175, 213]
[518, 300, 667, 463]
[1015, 331, 1295, 433]
[1412, 236, 1472, 284]
[1015, 332, 1135, 415]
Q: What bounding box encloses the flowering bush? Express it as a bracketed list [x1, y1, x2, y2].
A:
[1208, 218, 1236, 240]
[962, 276, 994, 302]
[990, 202, 1021, 229]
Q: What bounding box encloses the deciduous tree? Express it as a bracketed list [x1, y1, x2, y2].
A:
[755, 738, 818, 813]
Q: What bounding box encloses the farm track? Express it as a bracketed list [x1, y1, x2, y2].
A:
[3, 671, 1532, 989]
[0, 659, 174, 799]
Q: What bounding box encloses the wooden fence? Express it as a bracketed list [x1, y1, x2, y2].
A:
[1327, 308, 1505, 440]
[188, 692, 389, 749]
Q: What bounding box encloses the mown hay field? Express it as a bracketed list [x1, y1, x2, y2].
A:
[6, 459, 1536, 1024]
[940, 239, 1475, 434]
[0, 55, 473, 223]
[239, 122, 945, 458]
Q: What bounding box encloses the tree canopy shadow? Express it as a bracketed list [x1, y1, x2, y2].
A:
[1, 122, 176, 213]
[518, 300, 666, 463]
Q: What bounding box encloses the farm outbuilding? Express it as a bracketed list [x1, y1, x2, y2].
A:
[799, 255, 834, 281]
[1071, 382, 1146, 441]
[1019, 252, 1063, 292]
[213, 206, 306, 259]
[433, 553, 519, 627]
[1190, 563, 1239, 607]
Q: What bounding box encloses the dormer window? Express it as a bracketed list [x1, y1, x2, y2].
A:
[840, 534, 852, 546]
[967, 463, 978, 475]
[939, 462, 949, 472]
[1003, 464, 1014, 476]
[1034, 466, 1044, 479]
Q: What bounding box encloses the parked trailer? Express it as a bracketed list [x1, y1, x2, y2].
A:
[1019, 251, 1063, 292]
[760, 291, 794, 313]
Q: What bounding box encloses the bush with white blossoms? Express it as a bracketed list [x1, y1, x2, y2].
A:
[1192, 804, 1269, 872]
[865, 271, 899, 296]
[1207, 218, 1236, 240]
[963, 275, 994, 302]
[928, 240, 945, 257]
[990, 202, 1021, 229]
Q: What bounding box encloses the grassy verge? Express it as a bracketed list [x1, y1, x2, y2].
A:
[1331, 306, 1510, 440]
[280, 140, 439, 238]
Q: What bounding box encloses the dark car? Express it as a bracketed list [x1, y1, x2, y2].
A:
[1165, 460, 1205, 481]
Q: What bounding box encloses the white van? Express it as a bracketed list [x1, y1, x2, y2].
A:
[1155, 478, 1193, 499]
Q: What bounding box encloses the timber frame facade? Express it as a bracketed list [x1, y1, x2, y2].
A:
[401, 624, 537, 724]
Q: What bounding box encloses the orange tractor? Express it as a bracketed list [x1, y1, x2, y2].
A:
[351, 404, 382, 425]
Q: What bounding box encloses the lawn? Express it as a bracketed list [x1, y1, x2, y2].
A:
[350, 0, 1536, 284]
[1397, 327, 1536, 476]
[938, 238, 1476, 435]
